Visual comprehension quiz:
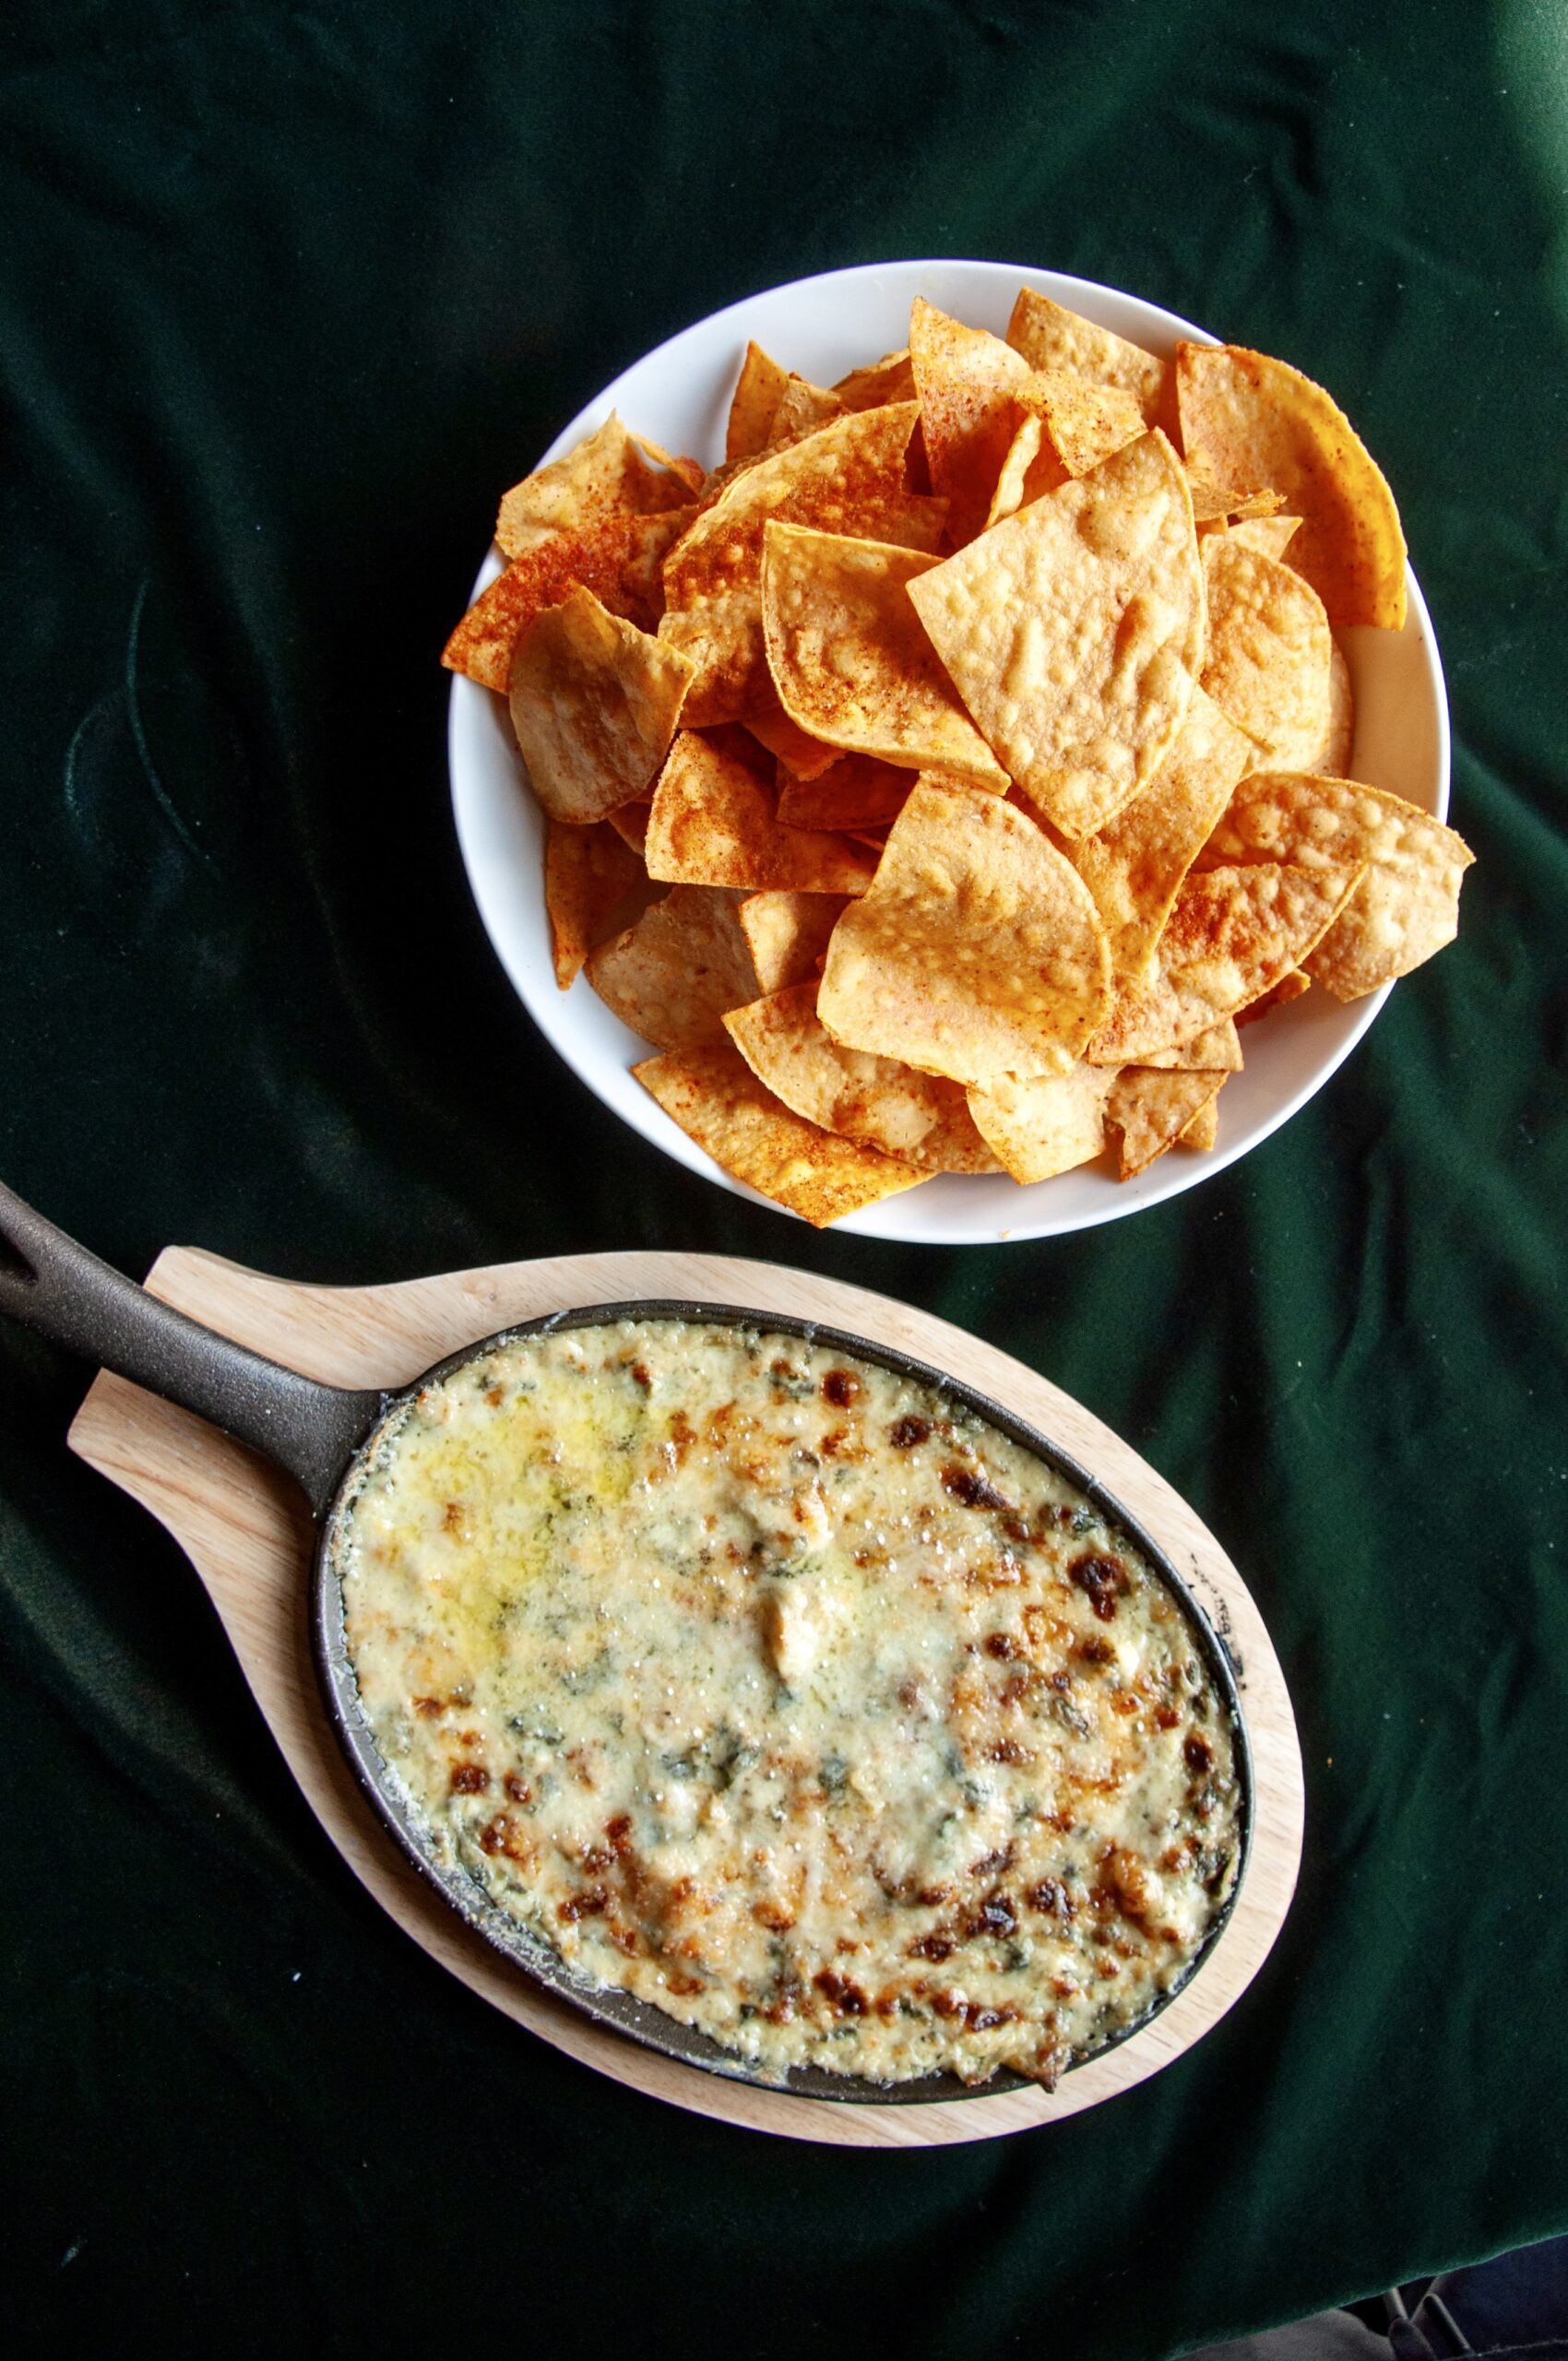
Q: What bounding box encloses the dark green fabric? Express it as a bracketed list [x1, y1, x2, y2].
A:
[3, 3, 1565, 2354]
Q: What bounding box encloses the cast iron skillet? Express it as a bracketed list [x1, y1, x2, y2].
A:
[0, 1180, 1253, 2105]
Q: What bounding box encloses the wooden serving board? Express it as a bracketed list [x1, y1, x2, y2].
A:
[67, 1247, 1302, 2148]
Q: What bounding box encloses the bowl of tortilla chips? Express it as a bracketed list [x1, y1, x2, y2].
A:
[446, 258, 1464, 1240]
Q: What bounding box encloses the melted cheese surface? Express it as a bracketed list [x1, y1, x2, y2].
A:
[335, 1320, 1242, 2085]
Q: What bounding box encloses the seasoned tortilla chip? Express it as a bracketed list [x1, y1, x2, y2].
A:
[1179, 1094, 1220, 1150]
[1301, 641, 1354, 777]
[444, 507, 693, 692]
[777, 752, 912, 832]
[1200, 537, 1333, 770]
[727, 342, 791, 464]
[1200, 772, 1475, 999]
[965, 1064, 1113, 1183]
[543, 819, 659, 990]
[1223, 513, 1302, 560]
[1107, 1068, 1229, 1178]
[985, 413, 1060, 528]
[744, 705, 841, 780]
[584, 885, 758, 1050]
[646, 730, 877, 894]
[659, 403, 943, 725]
[761, 523, 1009, 789]
[606, 799, 650, 854]
[1139, 1017, 1242, 1072]
[1237, 967, 1311, 1025]
[909, 296, 1033, 547]
[765, 375, 847, 449]
[1027, 369, 1146, 478]
[817, 777, 1111, 1085]
[1087, 861, 1364, 1062]
[723, 983, 998, 1171]
[1073, 685, 1256, 980]
[1184, 469, 1287, 528]
[1177, 343, 1407, 628]
[1006, 288, 1170, 424]
[908, 431, 1204, 837]
[736, 891, 850, 993]
[507, 586, 695, 825]
[633, 1042, 925, 1225]
[495, 413, 696, 558]
[834, 349, 917, 409]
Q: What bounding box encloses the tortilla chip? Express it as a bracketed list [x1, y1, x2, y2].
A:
[1200, 537, 1334, 769]
[834, 349, 917, 409]
[1179, 1094, 1220, 1151]
[659, 403, 944, 725]
[444, 507, 693, 692]
[985, 414, 1058, 528]
[765, 375, 847, 449]
[1176, 343, 1407, 628]
[1200, 772, 1475, 999]
[817, 777, 1111, 1084]
[584, 885, 758, 1050]
[606, 799, 650, 854]
[1302, 640, 1354, 777]
[1237, 967, 1311, 1026]
[1139, 1017, 1242, 1072]
[761, 523, 1010, 789]
[965, 1064, 1113, 1183]
[744, 705, 842, 780]
[1006, 289, 1170, 424]
[1027, 368, 1146, 477]
[646, 730, 878, 894]
[723, 983, 999, 1171]
[909, 296, 1033, 547]
[1087, 861, 1365, 1062]
[543, 819, 659, 990]
[494, 414, 696, 558]
[736, 891, 850, 993]
[727, 343, 791, 464]
[1073, 685, 1256, 980]
[1223, 513, 1302, 560]
[1107, 1068, 1229, 1178]
[907, 430, 1204, 837]
[633, 1042, 926, 1225]
[1184, 469, 1287, 527]
[507, 586, 695, 825]
[777, 752, 912, 832]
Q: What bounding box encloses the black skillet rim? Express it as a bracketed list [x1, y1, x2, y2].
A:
[311, 1300, 1254, 2107]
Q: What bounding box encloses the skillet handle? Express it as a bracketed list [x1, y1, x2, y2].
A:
[0, 1181, 382, 1517]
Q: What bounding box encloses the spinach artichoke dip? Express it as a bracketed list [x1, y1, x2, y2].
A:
[335, 1319, 1243, 2088]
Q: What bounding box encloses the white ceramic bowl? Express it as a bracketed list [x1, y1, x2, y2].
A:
[449, 258, 1450, 1243]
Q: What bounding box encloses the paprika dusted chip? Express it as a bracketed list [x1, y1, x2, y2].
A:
[1180, 1095, 1221, 1151]
[495, 413, 697, 559]
[1087, 861, 1364, 1062]
[606, 799, 650, 854]
[444, 507, 693, 693]
[909, 296, 1033, 548]
[736, 890, 850, 993]
[659, 403, 943, 726]
[1237, 968, 1311, 1026]
[761, 523, 1009, 789]
[723, 983, 999, 1171]
[1221, 513, 1301, 560]
[1176, 343, 1408, 628]
[508, 586, 696, 825]
[584, 885, 759, 1050]
[1073, 686, 1255, 981]
[833, 348, 916, 409]
[1028, 369, 1146, 478]
[726, 342, 791, 463]
[1139, 1017, 1243, 1072]
[1006, 288, 1170, 423]
[776, 752, 912, 833]
[908, 431, 1204, 838]
[633, 1041, 926, 1225]
[1200, 772, 1474, 1000]
[1107, 1068, 1229, 1178]
[817, 777, 1111, 1085]
[1303, 643, 1354, 778]
[744, 704, 841, 780]
[646, 730, 877, 894]
[543, 819, 660, 990]
[765, 375, 847, 449]
[965, 1064, 1113, 1184]
[1200, 537, 1334, 770]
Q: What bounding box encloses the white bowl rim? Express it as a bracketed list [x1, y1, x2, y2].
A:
[448, 256, 1451, 1245]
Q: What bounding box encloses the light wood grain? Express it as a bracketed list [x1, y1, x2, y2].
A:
[68, 1247, 1302, 2147]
